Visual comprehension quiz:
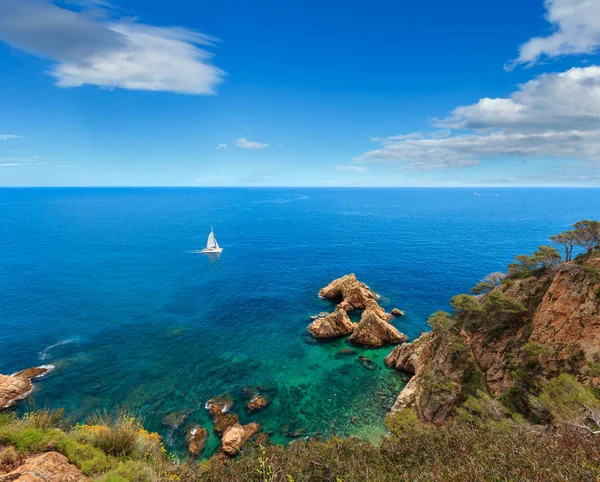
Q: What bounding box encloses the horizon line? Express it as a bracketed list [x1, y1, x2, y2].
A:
[1, 185, 600, 189]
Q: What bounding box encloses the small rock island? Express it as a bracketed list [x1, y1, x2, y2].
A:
[310, 274, 407, 347]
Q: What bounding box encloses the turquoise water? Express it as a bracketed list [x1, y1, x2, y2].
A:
[1, 187, 599, 455]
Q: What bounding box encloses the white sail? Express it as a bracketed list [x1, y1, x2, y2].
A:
[201, 227, 223, 253]
[206, 231, 217, 249]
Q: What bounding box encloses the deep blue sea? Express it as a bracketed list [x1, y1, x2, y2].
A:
[1, 187, 599, 455]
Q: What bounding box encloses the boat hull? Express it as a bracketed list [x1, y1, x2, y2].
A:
[200, 248, 223, 254]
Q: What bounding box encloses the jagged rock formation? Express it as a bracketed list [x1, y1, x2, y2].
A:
[0, 452, 86, 481]
[308, 305, 356, 339]
[207, 396, 239, 435]
[221, 422, 260, 456]
[386, 255, 600, 423]
[349, 300, 407, 347]
[0, 367, 51, 409]
[247, 393, 270, 413]
[186, 426, 208, 458]
[319, 274, 379, 312]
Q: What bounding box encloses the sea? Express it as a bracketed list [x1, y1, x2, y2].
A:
[1, 187, 599, 455]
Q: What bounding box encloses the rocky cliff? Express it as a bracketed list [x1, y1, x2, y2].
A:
[386, 253, 600, 423]
[0, 366, 52, 409]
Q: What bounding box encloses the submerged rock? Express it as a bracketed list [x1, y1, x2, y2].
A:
[221, 422, 261, 456]
[287, 427, 307, 438]
[186, 426, 208, 458]
[392, 308, 405, 317]
[0, 452, 86, 481]
[161, 411, 188, 431]
[247, 393, 270, 413]
[348, 301, 407, 347]
[334, 348, 357, 359]
[308, 305, 356, 339]
[0, 366, 51, 409]
[357, 355, 377, 370]
[319, 274, 379, 312]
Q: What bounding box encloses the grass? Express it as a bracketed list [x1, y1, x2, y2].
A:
[1, 379, 600, 481]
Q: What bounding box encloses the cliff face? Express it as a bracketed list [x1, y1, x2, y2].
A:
[387, 255, 600, 422]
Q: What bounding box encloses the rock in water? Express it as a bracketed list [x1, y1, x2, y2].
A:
[349, 301, 407, 347]
[392, 308, 405, 317]
[319, 274, 379, 312]
[0, 366, 51, 409]
[221, 422, 260, 456]
[308, 305, 356, 339]
[247, 393, 270, 413]
[186, 426, 208, 458]
[0, 452, 86, 481]
[207, 395, 239, 435]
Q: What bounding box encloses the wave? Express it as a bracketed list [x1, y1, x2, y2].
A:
[39, 338, 78, 361]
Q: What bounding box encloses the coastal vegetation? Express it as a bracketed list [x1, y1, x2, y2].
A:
[2, 220, 600, 480]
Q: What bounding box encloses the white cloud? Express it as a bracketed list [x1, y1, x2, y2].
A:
[0, 0, 224, 95]
[0, 135, 21, 141]
[508, 0, 600, 68]
[234, 138, 269, 149]
[334, 165, 369, 172]
[354, 65, 600, 170]
[215, 144, 228, 150]
[55, 164, 70, 168]
[438, 66, 600, 132]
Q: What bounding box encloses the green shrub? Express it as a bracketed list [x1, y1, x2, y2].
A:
[57, 436, 113, 476]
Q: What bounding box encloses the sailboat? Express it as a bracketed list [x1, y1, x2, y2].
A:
[201, 227, 223, 254]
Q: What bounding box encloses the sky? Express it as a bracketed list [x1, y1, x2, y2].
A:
[1, 0, 600, 187]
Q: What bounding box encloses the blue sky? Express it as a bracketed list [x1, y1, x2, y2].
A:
[1, 0, 600, 186]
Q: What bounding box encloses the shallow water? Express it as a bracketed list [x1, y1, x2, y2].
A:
[1, 187, 599, 455]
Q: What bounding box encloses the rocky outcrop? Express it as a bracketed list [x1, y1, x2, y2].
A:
[0, 452, 86, 481]
[207, 396, 239, 435]
[308, 306, 356, 339]
[247, 393, 270, 413]
[348, 300, 407, 347]
[186, 426, 208, 458]
[221, 422, 260, 456]
[385, 330, 467, 422]
[319, 274, 379, 312]
[530, 257, 600, 363]
[0, 366, 51, 409]
[386, 255, 600, 423]
[392, 308, 405, 317]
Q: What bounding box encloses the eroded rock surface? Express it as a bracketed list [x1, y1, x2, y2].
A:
[0, 452, 86, 481]
[0, 367, 51, 409]
[308, 305, 356, 339]
[186, 426, 208, 458]
[348, 301, 407, 347]
[221, 422, 260, 456]
[319, 274, 379, 312]
[386, 255, 600, 424]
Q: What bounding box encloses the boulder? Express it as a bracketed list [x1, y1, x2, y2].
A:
[211, 410, 239, 436]
[186, 426, 208, 458]
[221, 422, 260, 456]
[206, 394, 233, 413]
[319, 274, 379, 312]
[349, 302, 407, 347]
[0, 366, 51, 409]
[246, 393, 270, 413]
[392, 308, 405, 317]
[0, 452, 86, 481]
[308, 306, 356, 339]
